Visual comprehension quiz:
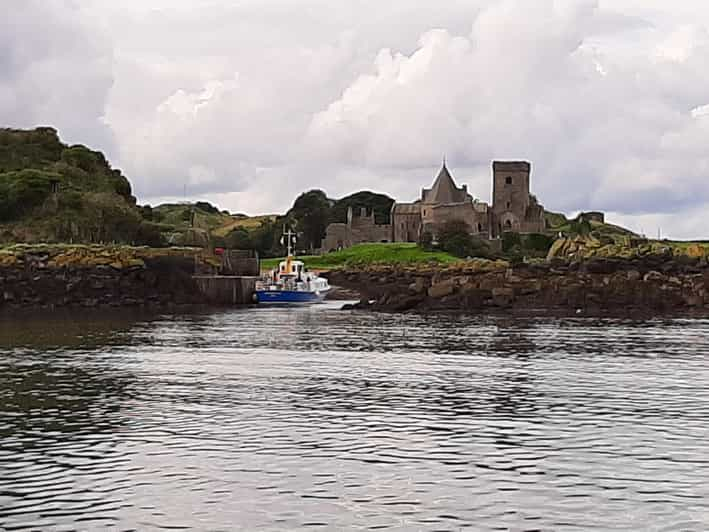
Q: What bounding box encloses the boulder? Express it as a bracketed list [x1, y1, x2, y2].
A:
[491, 287, 514, 307]
[626, 270, 641, 282]
[408, 277, 428, 294]
[428, 279, 456, 299]
[644, 271, 664, 282]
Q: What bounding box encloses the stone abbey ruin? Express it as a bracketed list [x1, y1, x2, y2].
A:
[322, 160, 547, 251]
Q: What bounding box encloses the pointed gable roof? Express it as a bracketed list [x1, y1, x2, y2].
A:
[428, 163, 460, 204]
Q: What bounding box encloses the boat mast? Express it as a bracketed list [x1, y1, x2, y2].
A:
[284, 228, 296, 258]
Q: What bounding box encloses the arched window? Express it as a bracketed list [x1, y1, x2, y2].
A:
[505, 220, 512, 230]
[506, 201, 511, 210]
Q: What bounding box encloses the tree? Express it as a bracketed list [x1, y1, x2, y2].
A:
[331, 191, 394, 225]
[226, 228, 253, 250]
[437, 219, 490, 258]
[287, 189, 332, 251]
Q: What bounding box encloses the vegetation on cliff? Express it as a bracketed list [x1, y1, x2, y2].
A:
[0, 243, 220, 270]
[0, 128, 158, 245]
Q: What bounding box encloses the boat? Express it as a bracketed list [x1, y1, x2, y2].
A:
[254, 229, 330, 304]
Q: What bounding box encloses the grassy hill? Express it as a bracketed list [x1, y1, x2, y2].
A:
[0, 127, 154, 244]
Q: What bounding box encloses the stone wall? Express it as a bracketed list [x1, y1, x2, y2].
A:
[326, 255, 709, 316]
[350, 211, 392, 244]
[392, 209, 423, 243]
[422, 203, 490, 237]
[322, 209, 393, 251]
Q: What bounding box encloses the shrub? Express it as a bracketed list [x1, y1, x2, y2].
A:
[524, 233, 554, 253]
[61, 146, 99, 172]
[135, 221, 167, 247]
[437, 219, 490, 258]
[502, 231, 522, 252]
[195, 201, 220, 214]
[0, 169, 53, 220]
[226, 228, 253, 250]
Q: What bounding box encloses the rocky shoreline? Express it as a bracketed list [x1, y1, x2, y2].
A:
[0, 245, 216, 311]
[324, 255, 709, 317]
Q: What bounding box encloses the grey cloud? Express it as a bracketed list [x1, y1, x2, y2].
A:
[0, 0, 115, 152]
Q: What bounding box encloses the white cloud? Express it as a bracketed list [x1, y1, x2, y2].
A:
[4, 0, 709, 238]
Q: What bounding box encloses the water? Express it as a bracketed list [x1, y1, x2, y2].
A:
[1, 304, 709, 531]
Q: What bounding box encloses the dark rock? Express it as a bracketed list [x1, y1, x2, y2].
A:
[491, 287, 514, 307]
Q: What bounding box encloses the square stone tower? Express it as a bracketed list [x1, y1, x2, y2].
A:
[492, 161, 533, 233]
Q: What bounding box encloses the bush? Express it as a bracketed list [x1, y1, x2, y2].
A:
[0, 169, 53, 220]
[135, 221, 167, 247]
[195, 201, 220, 215]
[437, 219, 490, 258]
[502, 231, 522, 253]
[226, 228, 253, 250]
[59, 190, 84, 211]
[111, 171, 132, 197]
[61, 146, 99, 172]
[524, 233, 554, 253]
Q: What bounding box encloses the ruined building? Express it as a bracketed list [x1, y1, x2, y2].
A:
[321, 206, 392, 251]
[391, 160, 545, 242]
[321, 160, 546, 250]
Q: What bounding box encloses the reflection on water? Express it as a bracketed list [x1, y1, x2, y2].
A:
[1, 303, 709, 530]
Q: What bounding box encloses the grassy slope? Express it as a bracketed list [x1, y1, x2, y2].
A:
[260, 243, 459, 271]
[0, 128, 141, 243]
[153, 204, 231, 231]
[212, 215, 277, 237]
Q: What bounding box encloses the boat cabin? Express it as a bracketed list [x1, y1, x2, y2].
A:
[279, 259, 306, 277]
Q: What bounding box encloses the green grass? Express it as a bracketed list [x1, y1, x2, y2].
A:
[211, 214, 277, 237]
[260, 243, 460, 271]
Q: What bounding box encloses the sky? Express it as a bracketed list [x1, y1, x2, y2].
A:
[2, 0, 709, 239]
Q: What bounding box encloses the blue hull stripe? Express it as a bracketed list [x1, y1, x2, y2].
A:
[256, 290, 324, 304]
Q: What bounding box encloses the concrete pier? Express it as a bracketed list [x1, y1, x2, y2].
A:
[193, 276, 257, 305]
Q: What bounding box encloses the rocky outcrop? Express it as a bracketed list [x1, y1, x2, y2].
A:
[326, 255, 709, 317]
[547, 235, 709, 261]
[0, 245, 220, 310]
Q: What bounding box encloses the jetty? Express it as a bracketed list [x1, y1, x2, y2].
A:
[194, 249, 259, 305]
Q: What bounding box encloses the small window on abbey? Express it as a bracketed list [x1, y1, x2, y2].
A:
[505, 176, 512, 185]
[506, 201, 511, 209]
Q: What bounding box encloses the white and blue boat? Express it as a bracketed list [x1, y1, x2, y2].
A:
[254, 230, 330, 304]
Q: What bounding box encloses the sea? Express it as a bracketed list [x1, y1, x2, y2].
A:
[1, 303, 708, 531]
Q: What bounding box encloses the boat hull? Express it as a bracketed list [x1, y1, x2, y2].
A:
[255, 289, 327, 304]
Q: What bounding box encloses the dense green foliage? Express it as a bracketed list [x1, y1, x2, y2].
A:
[544, 210, 569, 229]
[0, 169, 55, 221]
[330, 191, 394, 225]
[0, 127, 149, 245]
[502, 231, 555, 261]
[260, 243, 459, 270]
[436, 219, 491, 258]
[285, 190, 332, 251]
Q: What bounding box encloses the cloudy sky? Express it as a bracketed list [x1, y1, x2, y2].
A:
[3, 0, 709, 238]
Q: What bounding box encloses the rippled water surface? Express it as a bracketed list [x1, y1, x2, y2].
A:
[2, 304, 709, 531]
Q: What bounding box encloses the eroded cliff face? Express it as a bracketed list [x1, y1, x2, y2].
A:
[0, 245, 219, 310]
[326, 256, 709, 316]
